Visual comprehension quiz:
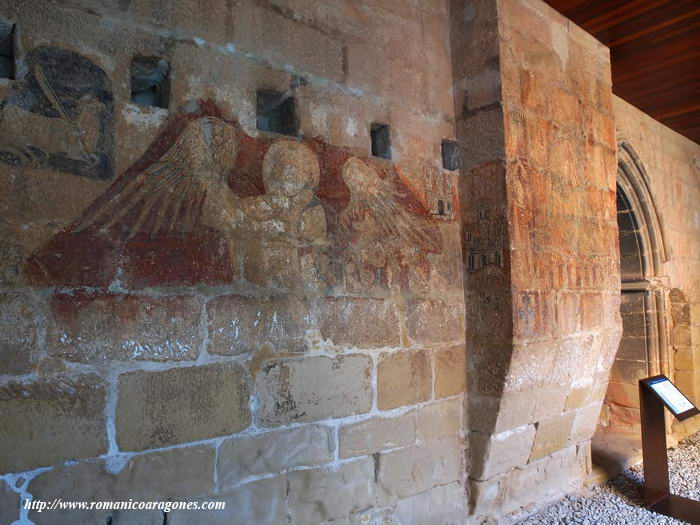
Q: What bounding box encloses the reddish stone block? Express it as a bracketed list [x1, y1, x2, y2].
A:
[47, 292, 203, 362]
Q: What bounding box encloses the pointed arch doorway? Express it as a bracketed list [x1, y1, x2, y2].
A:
[591, 142, 670, 479]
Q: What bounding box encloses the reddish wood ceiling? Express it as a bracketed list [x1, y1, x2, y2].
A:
[543, 0, 700, 144]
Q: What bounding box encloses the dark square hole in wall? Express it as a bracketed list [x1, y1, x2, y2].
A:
[0, 21, 15, 79]
[371, 123, 391, 160]
[130, 56, 170, 109]
[256, 89, 298, 136]
[442, 140, 461, 171]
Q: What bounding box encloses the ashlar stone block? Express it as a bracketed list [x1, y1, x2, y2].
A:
[29, 446, 215, 525]
[340, 412, 416, 459]
[377, 438, 462, 499]
[116, 363, 251, 451]
[528, 411, 576, 462]
[218, 425, 333, 489]
[207, 294, 310, 355]
[0, 290, 39, 375]
[288, 458, 377, 523]
[255, 354, 372, 426]
[377, 350, 432, 410]
[47, 292, 202, 362]
[0, 374, 107, 473]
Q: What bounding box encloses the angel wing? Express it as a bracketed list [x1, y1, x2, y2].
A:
[339, 158, 442, 257]
[72, 117, 232, 240]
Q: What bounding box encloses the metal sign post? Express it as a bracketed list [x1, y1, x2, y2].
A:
[639, 375, 700, 523]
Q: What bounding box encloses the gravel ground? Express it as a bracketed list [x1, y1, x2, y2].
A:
[519, 431, 700, 524]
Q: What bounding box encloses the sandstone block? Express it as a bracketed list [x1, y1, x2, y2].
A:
[340, 412, 416, 459]
[470, 424, 536, 480]
[505, 446, 579, 516]
[207, 294, 310, 355]
[47, 292, 202, 362]
[288, 458, 377, 523]
[0, 374, 107, 473]
[377, 438, 462, 499]
[255, 355, 372, 426]
[0, 290, 39, 375]
[377, 350, 432, 410]
[218, 425, 333, 489]
[565, 383, 593, 410]
[0, 478, 19, 525]
[581, 293, 603, 330]
[316, 297, 400, 348]
[171, 475, 287, 525]
[116, 363, 250, 451]
[435, 345, 467, 397]
[570, 402, 603, 443]
[407, 298, 466, 345]
[529, 411, 576, 461]
[232, 2, 344, 82]
[395, 482, 468, 525]
[417, 398, 462, 441]
[242, 239, 302, 290]
[604, 382, 639, 408]
[29, 446, 215, 525]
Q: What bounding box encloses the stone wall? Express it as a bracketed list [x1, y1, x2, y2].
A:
[612, 96, 700, 440]
[3, 0, 694, 523]
[452, 0, 621, 521]
[0, 1, 468, 524]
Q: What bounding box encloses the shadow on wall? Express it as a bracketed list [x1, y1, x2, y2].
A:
[24, 100, 446, 293]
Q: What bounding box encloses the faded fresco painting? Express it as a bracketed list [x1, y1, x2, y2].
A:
[26, 101, 445, 292]
[0, 46, 114, 180]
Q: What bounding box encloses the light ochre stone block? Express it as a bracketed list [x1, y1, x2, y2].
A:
[170, 475, 287, 525]
[529, 411, 576, 462]
[116, 363, 251, 451]
[255, 355, 372, 426]
[417, 398, 462, 441]
[288, 458, 377, 523]
[435, 345, 467, 397]
[377, 350, 432, 410]
[218, 425, 333, 489]
[395, 482, 468, 525]
[29, 446, 215, 525]
[339, 412, 416, 459]
[377, 438, 462, 499]
[470, 424, 536, 480]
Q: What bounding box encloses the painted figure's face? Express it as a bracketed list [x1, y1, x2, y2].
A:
[342, 158, 378, 196]
[181, 117, 238, 181]
[200, 117, 238, 176]
[262, 140, 320, 198]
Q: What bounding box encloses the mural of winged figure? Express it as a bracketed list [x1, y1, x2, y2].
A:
[73, 116, 240, 239]
[337, 157, 442, 289]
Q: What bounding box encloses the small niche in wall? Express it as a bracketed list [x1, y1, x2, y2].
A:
[442, 140, 461, 171]
[371, 123, 391, 160]
[130, 56, 170, 109]
[0, 20, 15, 79]
[256, 89, 298, 136]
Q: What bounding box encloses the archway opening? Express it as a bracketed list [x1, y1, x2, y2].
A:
[591, 144, 669, 482]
